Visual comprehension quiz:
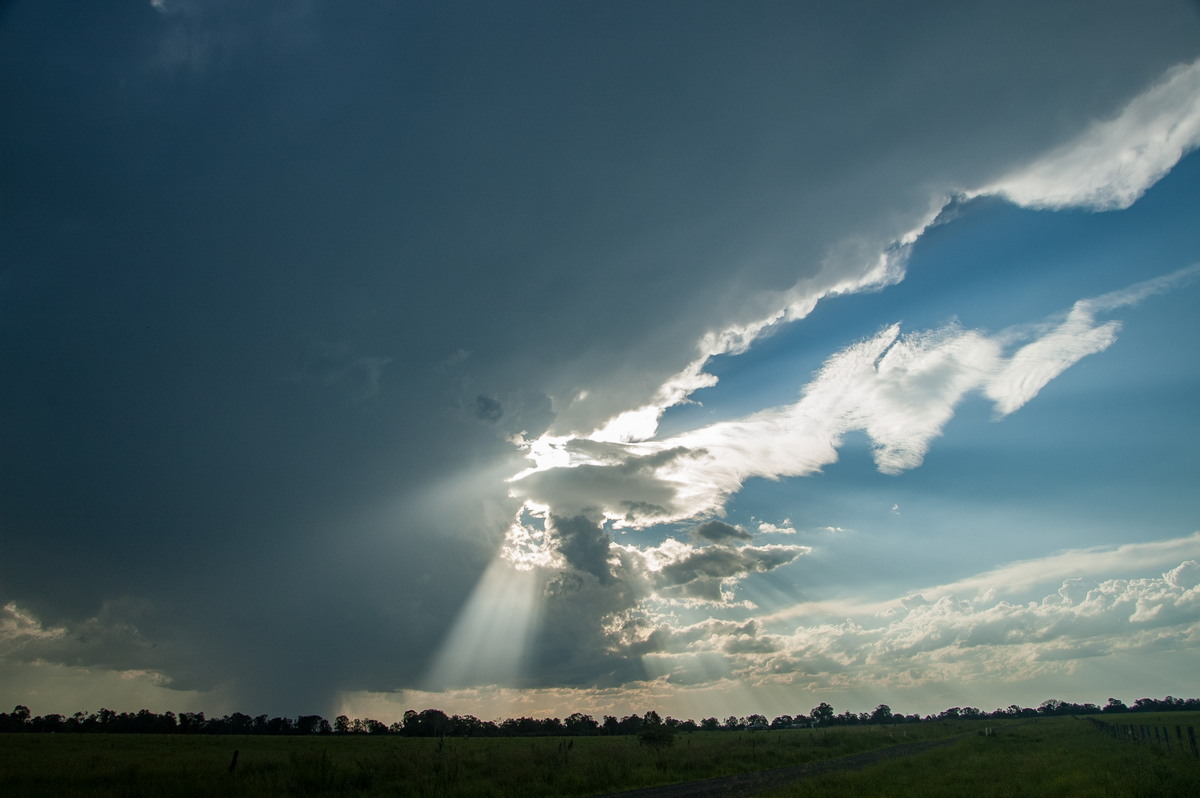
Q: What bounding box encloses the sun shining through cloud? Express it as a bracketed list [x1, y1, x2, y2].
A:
[423, 556, 544, 692]
[467, 54, 1200, 713]
[507, 265, 1197, 534]
[5, 3, 1200, 724]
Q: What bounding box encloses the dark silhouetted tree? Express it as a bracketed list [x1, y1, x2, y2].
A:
[637, 710, 675, 748]
[565, 712, 599, 735]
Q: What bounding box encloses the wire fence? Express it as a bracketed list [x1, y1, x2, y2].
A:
[1086, 717, 1200, 758]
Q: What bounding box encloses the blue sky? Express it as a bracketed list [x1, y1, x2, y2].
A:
[2, 1, 1199, 724]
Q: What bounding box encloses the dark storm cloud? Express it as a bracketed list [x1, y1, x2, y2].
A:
[473, 394, 503, 423]
[1, 0, 1198, 712]
[550, 515, 615, 584]
[692, 520, 753, 545]
[292, 342, 392, 402]
[658, 545, 806, 589]
[524, 549, 651, 687]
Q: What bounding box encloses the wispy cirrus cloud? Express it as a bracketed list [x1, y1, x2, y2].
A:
[986, 264, 1199, 416]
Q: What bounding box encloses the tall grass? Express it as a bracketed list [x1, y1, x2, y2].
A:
[0, 723, 962, 797]
[762, 716, 1200, 797]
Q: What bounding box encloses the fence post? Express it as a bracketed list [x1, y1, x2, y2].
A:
[1188, 726, 1198, 759]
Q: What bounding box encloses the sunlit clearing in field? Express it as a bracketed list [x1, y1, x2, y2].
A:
[424, 556, 543, 691]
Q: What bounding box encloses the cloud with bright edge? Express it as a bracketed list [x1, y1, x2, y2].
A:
[509, 263, 1197, 533]
[506, 57, 1200, 529]
[439, 56, 1200, 699]
[10, 45, 1197, 714]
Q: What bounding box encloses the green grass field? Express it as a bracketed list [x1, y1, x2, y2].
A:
[762, 715, 1200, 798]
[2, 716, 1197, 796]
[0, 723, 958, 797]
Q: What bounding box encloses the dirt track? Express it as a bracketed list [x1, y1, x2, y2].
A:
[591, 735, 962, 798]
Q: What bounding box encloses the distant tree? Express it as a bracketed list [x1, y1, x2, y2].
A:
[227, 712, 254, 734]
[451, 714, 490, 737]
[565, 712, 599, 735]
[295, 715, 326, 735]
[7, 705, 31, 732]
[771, 715, 794, 729]
[333, 714, 350, 734]
[746, 714, 768, 728]
[178, 711, 205, 733]
[637, 711, 675, 749]
[268, 716, 294, 734]
[870, 704, 893, 724]
[602, 715, 620, 734]
[1038, 699, 1063, 716]
[700, 717, 720, 731]
[31, 713, 64, 733]
[722, 716, 742, 731]
[617, 714, 644, 734]
[407, 709, 452, 737]
[810, 703, 834, 725]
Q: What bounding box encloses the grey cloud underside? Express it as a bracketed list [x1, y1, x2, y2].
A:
[514, 447, 697, 522]
[692, 520, 753, 544]
[1, 0, 1198, 711]
[654, 545, 808, 602]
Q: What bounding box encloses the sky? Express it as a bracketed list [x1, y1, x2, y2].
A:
[2, 1, 1200, 724]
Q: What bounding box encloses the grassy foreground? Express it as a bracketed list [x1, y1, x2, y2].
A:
[762, 715, 1200, 798]
[0, 723, 961, 797]
[4, 716, 1197, 796]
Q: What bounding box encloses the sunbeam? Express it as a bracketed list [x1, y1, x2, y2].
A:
[423, 556, 543, 691]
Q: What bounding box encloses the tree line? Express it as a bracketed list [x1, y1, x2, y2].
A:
[1, 695, 1197, 737]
